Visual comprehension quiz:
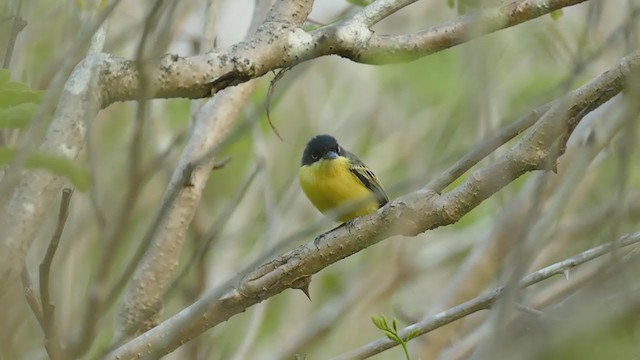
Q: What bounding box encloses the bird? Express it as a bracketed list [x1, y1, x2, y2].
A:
[299, 134, 388, 223]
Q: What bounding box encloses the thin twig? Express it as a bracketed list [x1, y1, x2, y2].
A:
[330, 231, 640, 360]
[165, 164, 261, 300]
[264, 68, 290, 141]
[0, 3, 26, 146]
[21, 266, 44, 329]
[2, 11, 27, 69]
[38, 188, 73, 360]
[212, 156, 232, 170]
[0, 0, 122, 209]
[70, 4, 173, 355]
[427, 102, 552, 193]
[138, 132, 186, 181]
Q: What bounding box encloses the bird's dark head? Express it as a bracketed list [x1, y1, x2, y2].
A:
[301, 134, 342, 166]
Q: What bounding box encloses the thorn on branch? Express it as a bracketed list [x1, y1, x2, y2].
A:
[212, 156, 232, 171]
[291, 275, 312, 301]
[182, 163, 196, 187]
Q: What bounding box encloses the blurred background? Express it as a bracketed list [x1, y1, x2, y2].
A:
[1, 0, 639, 359]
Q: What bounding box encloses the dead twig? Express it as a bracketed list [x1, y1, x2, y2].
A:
[21, 266, 44, 329]
[39, 188, 74, 360]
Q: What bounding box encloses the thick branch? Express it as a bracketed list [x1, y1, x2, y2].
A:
[0, 28, 105, 287]
[112, 0, 277, 343]
[105, 51, 640, 360]
[98, 0, 588, 105]
[0, 0, 591, 290]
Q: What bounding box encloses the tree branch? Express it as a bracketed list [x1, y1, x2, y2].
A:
[111, 0, 278, 343]
[330, 231, 640, 360]
[105, 50, 640, 360]
[356, 0, 589, 64]
[349, 0, 419, 27]
[0, 24, 107, 287]
[98, 0, 588, 105]
[0, 0, 592, 291]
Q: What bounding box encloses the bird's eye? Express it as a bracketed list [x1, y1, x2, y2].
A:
[335, 147, 340, 154]
[311, 153, 319, 160]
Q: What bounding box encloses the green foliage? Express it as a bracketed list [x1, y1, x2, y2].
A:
[371, 314, 420, 360]
[0, 148, 91, 191]
[0, 79, 44, 108]
[0, 69, 43, 129]
[346, 0, 374, 6]
[0, 103, 39, 129]
[0, 69, 87, 189]
[550, 9, 564, 20]
[303, 23, 321, 32]
[165, 98, 191, 130]
[0, 69, 9, 83]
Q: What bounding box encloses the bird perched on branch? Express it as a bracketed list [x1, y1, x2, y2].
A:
[299, 134, 388, 223]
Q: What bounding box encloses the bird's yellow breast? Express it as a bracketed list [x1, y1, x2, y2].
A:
[299, 156, 379, 222]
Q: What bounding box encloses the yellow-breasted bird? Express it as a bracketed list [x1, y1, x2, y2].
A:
[299, 134, 388, 222]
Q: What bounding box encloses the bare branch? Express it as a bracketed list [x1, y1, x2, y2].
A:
[357, 0, 589, 64]
[330, 231, 640, 360]
[349, 0, 419, 27]
[97, 0, 588, 105]
[0, 21, 108, 287]
[0, 0, 591, 290]
[104, 50, 640, 360]
[111, 0, 279, 342]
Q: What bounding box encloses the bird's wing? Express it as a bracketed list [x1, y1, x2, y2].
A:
[344, 149, 389, 207]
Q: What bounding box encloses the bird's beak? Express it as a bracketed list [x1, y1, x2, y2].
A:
[323, 151, 339, 160]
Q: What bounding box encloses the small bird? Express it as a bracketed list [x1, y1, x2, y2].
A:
[299, 134, 388, 222]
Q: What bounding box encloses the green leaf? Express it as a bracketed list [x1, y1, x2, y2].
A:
[393, 318, 398, 331]
[550, 9, 563, 20]
[447, 0, 455, 8]
[2, 81, 30, 91]
[0, 69, 10, 83]
[383, 330, 399, 341]
[0, 70, 43, 108]
[346, 0, 373, 6]
[0, 87, 44, 108]
[385, 333, 398, 342]
[303, 23, 320, 32]
[371, 316, 385, 330]
[0, 103, 38, 129]
[379, 314, 389, 329]
[0, 148, 91, 191]
[407, 328, 421, 341]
